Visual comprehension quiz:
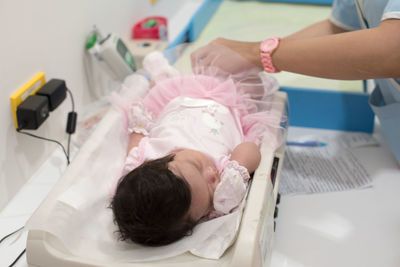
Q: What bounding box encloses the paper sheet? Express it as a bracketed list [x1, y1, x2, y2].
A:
[280, 132, 378, 195]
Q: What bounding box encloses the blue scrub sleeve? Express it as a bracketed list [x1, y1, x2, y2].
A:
[330, 0, 362, 31]
[369, 81, 400, 164]
[383, 0, 400, 20]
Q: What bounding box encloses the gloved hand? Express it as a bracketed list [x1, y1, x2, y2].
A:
[191, 38, 263, 75]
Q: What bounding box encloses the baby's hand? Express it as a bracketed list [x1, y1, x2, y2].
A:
[230, 142, 261, 174]
[213, 160, 250, 214]
[127, 102, 154, 135]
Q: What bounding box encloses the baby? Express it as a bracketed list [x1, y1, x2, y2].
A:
[110, 52, 282, 246]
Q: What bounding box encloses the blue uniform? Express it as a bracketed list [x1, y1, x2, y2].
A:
[330, 0, 400, 164]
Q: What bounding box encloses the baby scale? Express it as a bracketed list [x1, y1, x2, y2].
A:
[26, 91, 288, 267]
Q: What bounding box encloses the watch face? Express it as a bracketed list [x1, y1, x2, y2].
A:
[261, 38, 278, 52]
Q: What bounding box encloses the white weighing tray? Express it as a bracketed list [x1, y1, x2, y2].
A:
[26, 91, 287, 267]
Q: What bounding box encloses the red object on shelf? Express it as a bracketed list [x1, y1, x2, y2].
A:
[132, 16, 168, 40]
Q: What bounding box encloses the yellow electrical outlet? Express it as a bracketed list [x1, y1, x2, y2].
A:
[10, 72, 46, 129]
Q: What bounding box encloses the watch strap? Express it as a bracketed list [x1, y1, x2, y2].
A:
[260, 37, 281, 73]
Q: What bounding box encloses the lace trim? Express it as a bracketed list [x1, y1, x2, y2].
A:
[127, 101, 154, 135]
[225, 160, 250, 182]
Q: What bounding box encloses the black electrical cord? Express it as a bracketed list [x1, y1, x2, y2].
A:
[8, 249, 26, 267]
[68, 134, 72, 158]
[12, 131, 70, 266]
[66, 88, 75, 158]
[16, 88, 77, 165]
[16, 129, 70, 165]
[0, 226, 24, 244]
[0, 226, 25, 267]
[66, 88, 75, 111]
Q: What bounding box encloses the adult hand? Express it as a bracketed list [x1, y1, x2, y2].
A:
[191, 38, 263, 75]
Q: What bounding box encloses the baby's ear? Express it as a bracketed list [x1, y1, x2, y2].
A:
[205, 166, 220, 190]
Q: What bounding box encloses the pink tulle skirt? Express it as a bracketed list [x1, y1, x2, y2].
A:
[141, 70, 286, 148]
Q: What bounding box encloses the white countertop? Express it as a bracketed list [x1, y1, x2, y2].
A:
[271, 125, 400, 267]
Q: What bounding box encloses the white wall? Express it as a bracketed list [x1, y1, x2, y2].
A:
[0, 0, 187, 209]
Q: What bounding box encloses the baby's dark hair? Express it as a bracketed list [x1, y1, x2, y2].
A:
[110, 154, 197, 246]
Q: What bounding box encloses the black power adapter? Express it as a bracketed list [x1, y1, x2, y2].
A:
[17, 95, 50, 130]
[16, 79, 67, 130]
[15, 78, 77, 167]
[17, 79, 77, 134]
[36, 79, 67, 111]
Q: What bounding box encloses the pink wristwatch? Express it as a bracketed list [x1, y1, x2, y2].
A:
[260, 37, 282, 73]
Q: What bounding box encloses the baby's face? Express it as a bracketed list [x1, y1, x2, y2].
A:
[168, 149, 220, 221]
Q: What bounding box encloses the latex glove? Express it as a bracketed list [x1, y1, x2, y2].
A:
[191, 38, 262, 75]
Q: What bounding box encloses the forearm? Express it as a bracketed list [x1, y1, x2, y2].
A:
[285, 19, 347, 40]
[210, 19, 347, 69]
[274, 20, 400, 80]
[230, 142, 261, 173]
[211, 20, 400, 80]
[127, 132, 145, 155]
